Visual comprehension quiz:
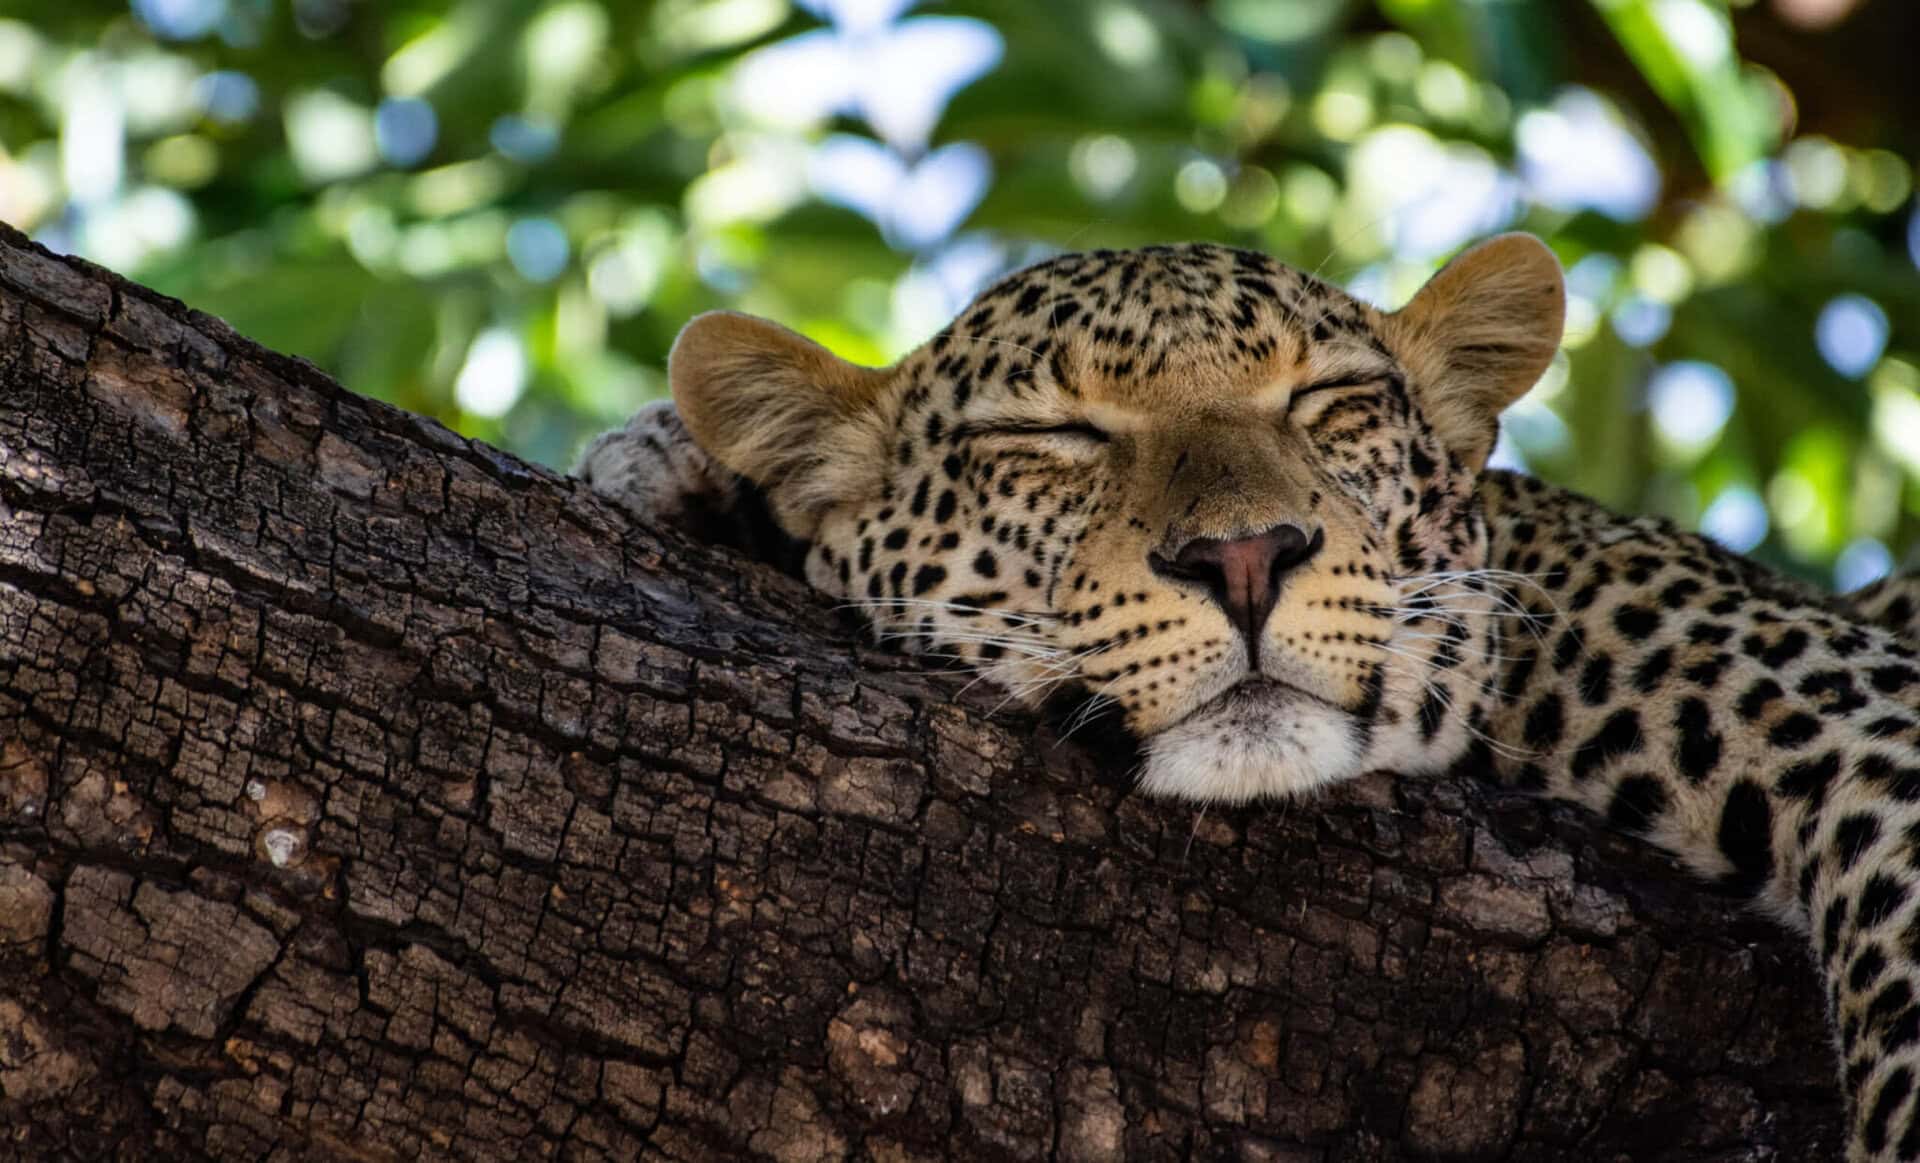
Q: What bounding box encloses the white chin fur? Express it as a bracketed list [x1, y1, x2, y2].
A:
[1137, 686, 1362, 804]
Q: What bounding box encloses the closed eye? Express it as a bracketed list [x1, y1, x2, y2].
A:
[1285, 373, 1395, 425]
[1290, 374, 1386, 402]
[964, 421, 1111, 444]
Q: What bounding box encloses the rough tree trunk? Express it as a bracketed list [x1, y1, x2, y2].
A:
[0, 223, 1842, 1161]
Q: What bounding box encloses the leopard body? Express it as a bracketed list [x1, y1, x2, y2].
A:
[580, 238, 1920, 1159]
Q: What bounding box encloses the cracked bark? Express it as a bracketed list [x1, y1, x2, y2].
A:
[0, 222, 1842, 1161]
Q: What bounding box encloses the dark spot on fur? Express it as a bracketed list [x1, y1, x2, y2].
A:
[1607, 774, 1668, 834]
[1716, 779, 1773, 899]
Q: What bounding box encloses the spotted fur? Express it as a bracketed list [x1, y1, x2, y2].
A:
[1854, 570, 1920, 641]
[582, 238, 1920, 1160]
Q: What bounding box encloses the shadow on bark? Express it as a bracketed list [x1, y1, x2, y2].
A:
[0, 223, 1839, 1160]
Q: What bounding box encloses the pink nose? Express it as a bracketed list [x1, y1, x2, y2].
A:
[1151, 525, 1323, 655]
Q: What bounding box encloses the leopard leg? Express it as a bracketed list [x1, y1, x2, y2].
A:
[574, 400, 744, 531]
[574, 400, 805, 568]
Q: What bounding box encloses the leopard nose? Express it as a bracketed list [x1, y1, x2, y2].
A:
[1150, 524, 1324, 654]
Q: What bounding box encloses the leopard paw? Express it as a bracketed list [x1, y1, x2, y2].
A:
[574, 401, 743, 532]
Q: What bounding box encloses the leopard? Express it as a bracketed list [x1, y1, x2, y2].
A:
[577, 235, 1920, 1160]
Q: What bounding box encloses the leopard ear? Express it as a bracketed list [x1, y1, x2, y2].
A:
[669, 311, 893, 539]
[1383, 233, 1565, 471]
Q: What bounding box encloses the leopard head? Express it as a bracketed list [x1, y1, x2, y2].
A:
[671, 235, 1564, 802]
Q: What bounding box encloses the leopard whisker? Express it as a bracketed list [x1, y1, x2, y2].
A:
[1370, 642, 1513, 702]
[836, 597, 1061, 626]
[939, 332, 1047, 361]
[1377, 658, 1538, 761]
[876, 629, 1063, 657]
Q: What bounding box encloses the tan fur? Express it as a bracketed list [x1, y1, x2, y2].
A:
[670, 311, 896, 538]
[1381, 233, 1566, 469]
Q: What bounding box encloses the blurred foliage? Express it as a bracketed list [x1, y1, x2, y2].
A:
[3, 0, 1918, 589]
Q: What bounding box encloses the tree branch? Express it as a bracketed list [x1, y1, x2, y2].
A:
[0, 222, 1839, 1160]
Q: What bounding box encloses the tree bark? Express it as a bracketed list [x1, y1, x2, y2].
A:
[0, 222, 1842, 1161]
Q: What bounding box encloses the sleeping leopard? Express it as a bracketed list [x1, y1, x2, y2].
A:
[577, 235, 1920, 1160]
